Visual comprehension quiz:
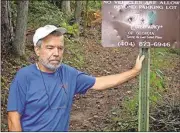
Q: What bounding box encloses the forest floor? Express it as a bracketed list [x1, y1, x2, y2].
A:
[69, 26, 141, 131]
[69, 26, 180, 131]
[1, 24, 180, 131]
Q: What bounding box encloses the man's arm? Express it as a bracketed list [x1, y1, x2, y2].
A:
[91, 55, 145, 91]
[8, 111, 22, 131]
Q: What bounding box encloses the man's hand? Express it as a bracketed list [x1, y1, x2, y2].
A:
[133, 54, 145, 73]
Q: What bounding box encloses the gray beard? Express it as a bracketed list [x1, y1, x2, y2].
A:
[39, 58, 63, 71]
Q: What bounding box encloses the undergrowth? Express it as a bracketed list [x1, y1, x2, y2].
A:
[105, 48, 180, 131]
[1, 1, 85, 132]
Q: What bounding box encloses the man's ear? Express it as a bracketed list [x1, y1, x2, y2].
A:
[34, 46, 40, 57]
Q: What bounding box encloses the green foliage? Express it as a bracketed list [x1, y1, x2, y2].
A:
[63, 37, 84, 69]
[28, 1, 80, 37]
[106, 48, 172, 131]
[151, 48, 177, 69]
[149, 70, 165, 106]
[1, 76, 7, 90]
[10, 0, 83, 68]
[150, 70, 164, 90]
[61, 22, 79, 37]
[106, 105, 138, 131]
[168, 48, 180, 55]
[107, 75, 166, 131]
[28, 1, 65, 29]
[88, 0, 102, 10]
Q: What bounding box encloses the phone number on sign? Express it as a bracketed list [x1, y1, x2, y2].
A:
[118, 41, 171, 47]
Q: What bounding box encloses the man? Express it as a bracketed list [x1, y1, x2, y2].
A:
[7, 25, 145, 131]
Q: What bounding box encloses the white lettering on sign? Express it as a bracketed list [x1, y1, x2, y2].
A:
[131, 25, 163, 31]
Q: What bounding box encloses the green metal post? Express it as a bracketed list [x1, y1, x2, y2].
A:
[138, 48, 150, 131]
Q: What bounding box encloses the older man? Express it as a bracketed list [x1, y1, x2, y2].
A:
[7, 25, 145, 131]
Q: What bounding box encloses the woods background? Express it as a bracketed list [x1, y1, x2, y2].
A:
[1, 0, 180, 131]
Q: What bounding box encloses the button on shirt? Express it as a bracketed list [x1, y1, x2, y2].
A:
[7, 64, 96, 131]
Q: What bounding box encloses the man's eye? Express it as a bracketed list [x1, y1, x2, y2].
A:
[47, 47, 53, 49]
[59, 47, 64, 50]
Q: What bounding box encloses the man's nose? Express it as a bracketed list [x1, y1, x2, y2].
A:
[53, 48, 59, 56]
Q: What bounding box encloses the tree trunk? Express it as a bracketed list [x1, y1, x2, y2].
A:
[74, 1, 83, 39]
[74, 1, 82, 24]
[83, 0, 89, 31]
[12, 0, 29, 57]
[61, 0, 71, 15]
[1, 1, 14, 48]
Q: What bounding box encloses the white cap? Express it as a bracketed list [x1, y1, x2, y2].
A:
[33, 25, 67, 46]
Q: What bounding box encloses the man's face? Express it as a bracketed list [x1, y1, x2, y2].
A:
[35, 35, 64, 71]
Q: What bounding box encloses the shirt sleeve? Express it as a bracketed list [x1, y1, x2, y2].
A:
[75, 71, 96, 94]
[7, 72, 27, 115]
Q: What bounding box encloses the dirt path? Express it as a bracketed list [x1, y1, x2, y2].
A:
[69, 27, 141, 131]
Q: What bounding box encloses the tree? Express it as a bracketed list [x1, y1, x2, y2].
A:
[83, 0, 89, 30]
[74, 1, 83, 38]
[61, 0, 71, 15]
[12, 0, 29, 57]
[1, 1, 14, 49]
[74, 1, 82, 24]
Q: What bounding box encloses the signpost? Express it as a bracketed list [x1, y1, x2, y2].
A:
[102, 1, 180, 131]
[138, 48, 150, 131]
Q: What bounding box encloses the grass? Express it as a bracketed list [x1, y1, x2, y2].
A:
[105, 47, 180, 131]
